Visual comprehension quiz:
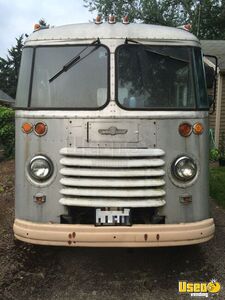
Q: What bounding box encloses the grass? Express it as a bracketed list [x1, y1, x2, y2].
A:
[209, 166, 225, 208]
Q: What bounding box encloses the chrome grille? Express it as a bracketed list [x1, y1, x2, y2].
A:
[59, 148, 166, 208]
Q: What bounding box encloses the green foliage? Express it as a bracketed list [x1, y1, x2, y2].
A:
[0, 35, 24, 98]
[210, 132, 225, 161]
[219, 132, 225, 159]
[83, 0, 225, 39]
[0, 106, 15, 158]
[84, 0, 185, 25]
[209, 148, 220, 161]
[210, 167, 225, 208]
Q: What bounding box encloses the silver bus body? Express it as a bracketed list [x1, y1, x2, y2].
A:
[14, 23, 215, 246]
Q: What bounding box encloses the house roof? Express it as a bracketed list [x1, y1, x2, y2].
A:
[201, 40, 225, 72]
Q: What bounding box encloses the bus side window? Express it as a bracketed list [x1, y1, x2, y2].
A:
[204, 64, 215, 89]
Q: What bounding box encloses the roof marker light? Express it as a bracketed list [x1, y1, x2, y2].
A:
[122, 15, 129, 24]
[34, 20, 50, 31]
[34, 23, 41, 31]
[177, 24, 192, 31]
[184, 24, 192, 31]
[95, 15, 103, 24]
[108, 15, 116, 24]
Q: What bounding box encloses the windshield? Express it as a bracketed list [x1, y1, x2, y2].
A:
[116, 45, 207, 110]
[29, 45, 109, 108]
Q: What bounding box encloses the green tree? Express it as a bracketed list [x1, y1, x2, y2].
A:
[179, 0, 225, 39]
[83, 0, 225, 39]
[0, 35, 24, 99]
[0, 106, 15, 158]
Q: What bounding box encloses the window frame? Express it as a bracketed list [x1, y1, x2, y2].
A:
[192, 48, 209, 109]
[115, 44, 208, 111]
[16, 44, 110, 110]
[15, 47, 34, 108]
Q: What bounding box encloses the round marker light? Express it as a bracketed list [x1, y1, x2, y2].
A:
[108, 15, 116, 24]
[122, 15, 129, 24]
[184, 24, 192, 31]
[34, 23, 41, 31]
[29, 155, 53, 181]
[34, 122, 47, 136]
[95, 15, 102, 24]
[193, 122, 204, 135]
[22, 122, 33, 134]
[179, 123, 192, 137]
[172, 156, 197, 182]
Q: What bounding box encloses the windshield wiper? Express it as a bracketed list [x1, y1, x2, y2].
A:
[145, 49, 189, 63]
[124, 37, 189, 63]
[49, 38, 100, 83]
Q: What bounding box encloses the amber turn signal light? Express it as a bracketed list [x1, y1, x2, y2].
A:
[179, 122, 192, 137]
[22, 122, 33, 134]
[193, 122, 204, 135]
[34, 122, 47, 136]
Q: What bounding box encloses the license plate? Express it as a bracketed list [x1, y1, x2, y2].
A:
[95, 208, 131, 226]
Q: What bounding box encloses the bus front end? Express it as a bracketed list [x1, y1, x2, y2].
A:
[14, 23, 215, 247]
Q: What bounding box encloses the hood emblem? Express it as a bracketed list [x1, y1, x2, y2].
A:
[98, 126, 128, 136]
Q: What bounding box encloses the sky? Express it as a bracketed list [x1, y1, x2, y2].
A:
[0, 0, 94, 58]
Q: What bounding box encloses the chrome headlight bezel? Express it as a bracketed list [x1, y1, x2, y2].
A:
[29, 155, 53, 181]
[172, 155, 197, 182]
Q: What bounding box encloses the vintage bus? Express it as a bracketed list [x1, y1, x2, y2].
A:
[14, 18, 215, 247]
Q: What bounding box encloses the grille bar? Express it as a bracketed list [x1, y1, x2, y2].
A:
[60, 167, 165, 177]
[60, 157, 165, 168]
[59, 197, 166, 208]
[60, 177, 165, 188]
[60, 148, 165, 157]
[60, 188, 165, 198]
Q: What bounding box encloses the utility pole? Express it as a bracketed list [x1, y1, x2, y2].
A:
[197, 0, 202, 37]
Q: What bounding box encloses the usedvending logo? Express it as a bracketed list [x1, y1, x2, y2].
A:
[178, 279, 221, 297]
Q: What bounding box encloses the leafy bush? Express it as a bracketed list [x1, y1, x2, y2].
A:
[210, 167, 225, 208]
[209, 132, 225, 161]
[209, 148, 220, 161]
[0, 106, 15, 158]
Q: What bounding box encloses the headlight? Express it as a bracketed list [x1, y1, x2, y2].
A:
[172, 156, 197, 181]
[29, 155, 53, 181]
